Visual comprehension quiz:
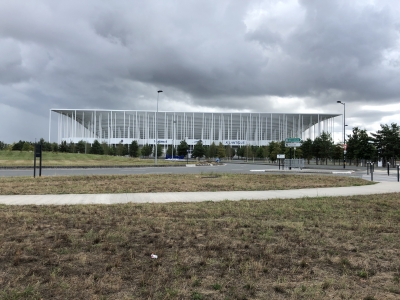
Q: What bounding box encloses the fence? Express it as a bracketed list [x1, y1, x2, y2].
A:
[284, 159, 304, 170]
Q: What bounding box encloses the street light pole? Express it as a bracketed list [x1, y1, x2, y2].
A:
[172, 118, 176, 159]
[155, 90, 163, 165]
[337, 101, 346, 169]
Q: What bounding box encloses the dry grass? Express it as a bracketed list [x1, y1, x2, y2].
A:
[0, 151, 186, 167]
[0, 173, 372, 195]
[1, 194, 400, 299]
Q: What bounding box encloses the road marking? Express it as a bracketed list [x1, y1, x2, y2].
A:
[250, 170, 266, 172]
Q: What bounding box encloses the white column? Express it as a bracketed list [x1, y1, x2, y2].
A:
[270, 114, 273, 141]
[48, 110, 51, 142]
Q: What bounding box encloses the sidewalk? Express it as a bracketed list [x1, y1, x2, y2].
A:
[1, 181, 399, 205]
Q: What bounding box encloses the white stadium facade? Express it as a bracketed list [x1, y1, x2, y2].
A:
[49, 109, 340, 150]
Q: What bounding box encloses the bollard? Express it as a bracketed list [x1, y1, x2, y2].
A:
[397, 165, 399, 182]
[387, 162, 390, 176]
[370, 163, 373, 182]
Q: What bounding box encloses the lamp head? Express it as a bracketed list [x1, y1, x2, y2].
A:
[158, 90, 163, 93]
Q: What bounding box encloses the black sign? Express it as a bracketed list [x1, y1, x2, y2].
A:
[35, 144, 42, 158]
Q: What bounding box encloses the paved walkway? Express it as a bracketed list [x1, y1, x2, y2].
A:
[1, 181, 400, 205]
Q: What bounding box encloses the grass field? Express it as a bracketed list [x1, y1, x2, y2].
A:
[0, 150, 186, 167]
[0, 173, 372, 195]
[1, 194, 399, 299]
[0, 155, 397, 299]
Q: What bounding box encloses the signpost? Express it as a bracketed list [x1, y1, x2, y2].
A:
[285, 138, 301, 147]
[285, 138, 302, 169]
[33, 143, 43, 178]
[277, 154, 285, 170]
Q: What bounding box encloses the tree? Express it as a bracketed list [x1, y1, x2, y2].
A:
[300, 138, 313, 164]
[226, 145, 235, 159]
[236, 146, 245, 159]
[332, 144, 343, 165]
[256, 146, 266, 159]
[153, 144, 163, 158]
[39, 138, 52, 152]
[51, 143, 59, 152]
[264, 146, 270, 160]
[68, 142, 76, 153]
[59, 141, 68, 153]
[141, 144, 153, 157]
[215, 142, 225, 159]
[208, 142, 217, 158]
[115, 142, 129, 156]
[12, 140, 25, 151]
[371, 123, 400, 166]
[116, 143, 125, 156]
[346, 127, 375, 166]
[91, 140, 104, 155]
[177, 140, 189, 157]
[192, 140, 205, 159]
[293, 147, 302, 159]
[244, 144, 255, 160]
[129, 141, 139, 157]
[0, 141, 7, 150]
[108, 145, 116, 156]
[166, 145, 176, 156]
[101, 142, 110, 155]
[22, 142, 33, 151]
[313, 132, 334, 164]
[267, 141, 281, 162]
[76, 140, 86, 154]
[204, 145, 210, 159]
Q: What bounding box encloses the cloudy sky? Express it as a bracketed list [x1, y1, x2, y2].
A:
[1, 0, 400, 144]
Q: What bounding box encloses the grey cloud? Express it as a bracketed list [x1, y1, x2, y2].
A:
[0, 0, 400, 143]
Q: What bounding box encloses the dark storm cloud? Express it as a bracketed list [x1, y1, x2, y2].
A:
[0, 0, 399, 143]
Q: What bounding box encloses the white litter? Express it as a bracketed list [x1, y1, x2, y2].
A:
[151, 253, 158, 259]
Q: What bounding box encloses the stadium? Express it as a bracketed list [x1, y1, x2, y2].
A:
[49, 109, 340, 150]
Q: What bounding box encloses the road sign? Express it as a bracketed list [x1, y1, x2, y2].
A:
[285, 138, 301, 147]
[285, 142, 301, 147]
[285, 138, 301, 143]
[277, 154, 285, 159]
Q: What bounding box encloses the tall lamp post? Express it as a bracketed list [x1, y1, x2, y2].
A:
[337, 101, 346, 169]
[172, 118, 176, 159]
[155, 90, 163, 165]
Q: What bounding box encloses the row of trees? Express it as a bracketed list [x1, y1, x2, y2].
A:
[2, 123, 400, 165]
[349, 123, 400, 166]
[0, 141, 8, 150]
[1, 138, 190, 159]
[190, 123, 400, 166]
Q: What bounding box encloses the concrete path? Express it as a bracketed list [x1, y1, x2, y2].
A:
[1, 181, 400, 205]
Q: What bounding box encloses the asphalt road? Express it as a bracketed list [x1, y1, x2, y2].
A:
[2, 162, 399, 183]
[0, 163, 282, 177]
